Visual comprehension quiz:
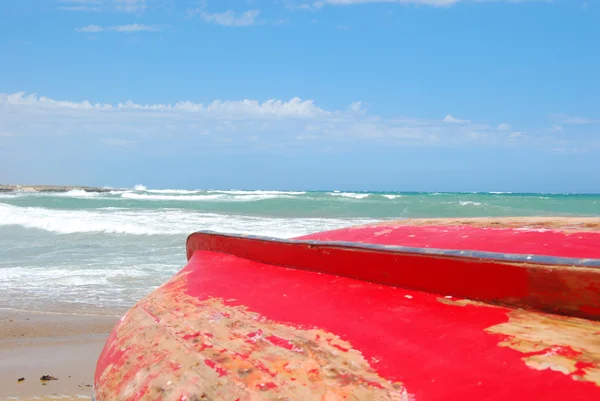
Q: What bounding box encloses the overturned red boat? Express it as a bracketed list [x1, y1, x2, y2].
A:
[94, 217, 600, 401]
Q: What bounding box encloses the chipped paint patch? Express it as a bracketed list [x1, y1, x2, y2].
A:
[436, 297, 495, 308]
[485, 310, 600, 386]
[95, 271, 409, 401]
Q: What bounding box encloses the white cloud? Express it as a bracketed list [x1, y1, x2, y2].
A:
[0, 91, 587, 151]
[443, 114, 471, 124]
[76, 24, 159, 33]
[497, 123, 512, 131]
[199, 10, 260, 27]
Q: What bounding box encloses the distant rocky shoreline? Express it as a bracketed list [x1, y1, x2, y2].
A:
[0, 184, 114, 193]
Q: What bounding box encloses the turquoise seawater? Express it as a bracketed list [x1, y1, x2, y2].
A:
[1, 187, 599, 315]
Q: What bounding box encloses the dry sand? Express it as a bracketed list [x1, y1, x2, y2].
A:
[0, 310, 118, 401]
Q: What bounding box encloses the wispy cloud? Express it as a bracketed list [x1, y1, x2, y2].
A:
[115, 0, 146, 13]
[549, 113, 595, 125]
[1, 91, 575, 151]
[60, 6, 104, 11]
[60, 0, 147, 13]
[497, 123, 512, 131]
[59, 0, 102, 3]
[76, 24, 159, 33]
[198, 9, 260, 27]
[289, 0, 549, 10]
[103, 138, 139, 147]
[316, 0, 460, 6]
[443, 114, 471, 124]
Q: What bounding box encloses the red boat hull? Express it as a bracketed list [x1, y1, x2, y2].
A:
[94, 218, 600, 401]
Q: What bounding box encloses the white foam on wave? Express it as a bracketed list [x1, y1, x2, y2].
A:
[329, 192, 370, 199]
[231, 194, 297, 201]
[0, 203, 377, 237]
[382, 194, 402, 199]
[133, 184, 147, 191]
[459, 201, 483, 206]
[145, 189, 201, 194]
[208, 190, 307, 195]
[55, 189, 100, 198]
[121, 192, 224, 201]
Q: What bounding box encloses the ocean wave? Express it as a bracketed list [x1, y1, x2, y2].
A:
[133, 184, 147, 191]
[0, 203, 376, 237]
[382, 194, 402, 199]
[329, 192, 370, 199]
[120, 192, 299, 202]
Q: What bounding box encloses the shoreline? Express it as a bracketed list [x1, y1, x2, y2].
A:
[0, 184, 115, 193]
[0, 310, 118, 401]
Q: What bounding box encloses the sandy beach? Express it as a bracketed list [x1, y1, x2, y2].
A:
[0, 310, 118, 401]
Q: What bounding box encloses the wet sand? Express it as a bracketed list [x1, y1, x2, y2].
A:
[0, 310, 118, 401]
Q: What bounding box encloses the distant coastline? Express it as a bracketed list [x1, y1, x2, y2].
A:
[0, 184, 113, 193]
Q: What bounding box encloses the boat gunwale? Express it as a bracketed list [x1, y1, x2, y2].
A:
[186, 230, 600, 268]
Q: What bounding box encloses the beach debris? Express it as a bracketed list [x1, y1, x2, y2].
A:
[40, 375, 58, 381]
[17, 377, 25, 382]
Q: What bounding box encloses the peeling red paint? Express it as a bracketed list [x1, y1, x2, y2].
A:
[257, 382, 277, 390]
[204, 359, 227, 377]
[265, 335, 294, 350]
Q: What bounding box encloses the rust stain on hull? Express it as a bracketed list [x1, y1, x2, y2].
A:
[95, 271, 409, 401]
[485, 310, 600, 386]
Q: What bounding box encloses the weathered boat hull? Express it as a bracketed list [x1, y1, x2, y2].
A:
[94, 218, 600, 401]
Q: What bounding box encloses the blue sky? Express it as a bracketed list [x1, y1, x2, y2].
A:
[0, 0, 598, 192]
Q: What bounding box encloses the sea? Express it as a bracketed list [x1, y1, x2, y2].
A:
[1, 186, 599, 316]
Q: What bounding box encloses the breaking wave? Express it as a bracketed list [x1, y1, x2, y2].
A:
[0, 203, 376, 237]
[329, 192, 370, 199]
